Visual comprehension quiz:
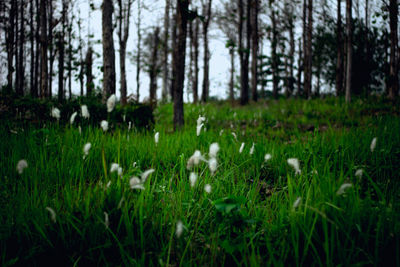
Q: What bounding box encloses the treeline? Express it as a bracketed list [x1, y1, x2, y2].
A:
[0, 0, 399, 129]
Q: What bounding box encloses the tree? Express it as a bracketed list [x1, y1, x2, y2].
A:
[58, 0, 66, 101]
[201, 0, 212, 102]
[238, 0, 249, 105]
[5, 1, 16, 92]
[388, 0, 398, 100]
[16, 0, 25, 96]
[304, 0, 313, 98]
[117, 0, 133, 105]
[147, 27, 160, 106]
[162, 0, 170, 102]
[250, 0, 259, 101]
[345, 0, 352, 103]
[336, 0, 344, 96]
[102, 0, 116, 102]
[172, 0, 189, 129]
[39, 0, 48, 98]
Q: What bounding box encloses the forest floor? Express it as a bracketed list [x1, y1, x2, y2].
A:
[1, 97, 400, 266]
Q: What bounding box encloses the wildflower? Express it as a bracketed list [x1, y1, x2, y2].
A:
[336, 183, 352, 195]
[239, 142, 245, 153]
[16, 159, 28, 174]
[219, 129, 224, 136]
[264, 154, 272, 162]
[132, 162, 137, 167]
[83, 143, 91, 157]
[196, 123, 204, 136]
[176, 220, 184, 238]
[104, 212, 110, 229]
[204, 184, 212, 194]
[293, 197, 301, 209]
[100, 120, 109, 131]
[110, 163, 122, 176]
[209, 157, 218, 174]
[189, 172, 198, 187]
[154, 132, 159, 145]
[106, 181, 111, 188]
[107, 94, 116, 112]
[249, 143, 255, 155]
[209, 142, 220, 158]
[355, 169, 363, 179]
[78, 126, 82, 134]
[370, 137, 377, 152]
[46, 207, 56, 223]
[187, 150, 206, 169]
[128, 121, 132, 131]
[197, 115, 206, 126]
[117, 197, 125, 209]
[287, 158, 301, 175]
[141, 169, 155, 183]
[51, 107, 61, 120]
[81, 105, 90, 119]
[130, 176, 145, 190]
[231, 132, 237, 141]
[70, 111, 77, 125]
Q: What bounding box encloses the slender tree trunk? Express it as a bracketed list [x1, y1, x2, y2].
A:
[35, 0, 40, 97]
[288, 7, 295, 97]
[172, 0, 189, 129]
[388, 0, 398, 100]
[15, 0, 19, 94]
[243, 0, 250, 104]
[58, 0, 65, 101]
[30, 0, 36, 97]
[102, 0, 116, 102]
[345, 0, 352, 103]
[336, 0, 344, 96]
[149, 27, 160, 106]
[229, 46, 235, 104]
[40, 0, 48, 98]
[162, 0, 170, 101]
[170, 11, 177, 100]
[6, 0, 16, 92]
[189, 18, 194, 102]
[67, 11, 72, 99]
[193, 14, 199, 103]
[271, 9, 278, 99]
[135, 0, 142, 102]
[239, 0, 249, 105]
[17, 0, 25, 96]
[251, 0, 258, 101]
[297, 38, 303, 96]
[48, 0, 54, 97]
[304, 0, 313, 98]
[201, 0, 212, 103]
[85, 47, 93, 95]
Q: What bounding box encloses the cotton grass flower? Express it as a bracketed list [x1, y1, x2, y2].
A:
[100, 120, 109, 131]
[130, 177, 145, 190]
[249, 143, 255, 155]
[110, 163, 122, 176]
[107, 94, 116, 112]
[209, 142, 220, 158]
[141, 169, 155, 183]
[370, 137, 377, 152]
[83, 143, 91, 157]
[46, 207, 56, 223]
[104, 212, 110, 229]
[264, 154, 272, 162]
[81, 105, 90, 119]
[197, 115, 206, 126]
[239, 142, 245, 153]
[231, 132, 237, 141]
[176, 220, 184, 238]
[287, 158, 301, 175]
[293, 197, 302, 209]
[70, 111, 77, 125]
[187, 150, 206, 169]
[336, 183, 352, 195]
[355, 169, 363, 179]
[208, 157, 217, 174]
[51, 107, 61, 120]
[154, 132, 159, 145]
[196, 123, 204, 136]
[189, 172, 198, 187]
[204, 184, 212, 194]
[16, 159, 28, 174]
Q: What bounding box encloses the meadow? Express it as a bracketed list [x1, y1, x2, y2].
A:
[1, 97, 400, 266]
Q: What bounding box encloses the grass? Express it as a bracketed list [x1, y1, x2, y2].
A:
[1, 97, 400, 266]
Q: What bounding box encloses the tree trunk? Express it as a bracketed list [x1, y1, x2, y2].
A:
[388, 0, 398, 100]
[297, 37, 303, 96]
[170, 11, 177, 100]
[288, 5, 295, 97]
[345, 0, 352, 103]
[40, 0, 48, 98]
[15, 0, 19, 94]
[149, 27, 160, 106]
[172, 0, 189, 129]
[67, 11, 72, 99]
[102, 0, 116, 102]
[30, 0, 36, 97]
[193, 14, 199, 103]
[336, 0, 344, 96]
[17, 0, 25, 96]
[35, 0, 40, 98]
[162, 0, 170, 101]
[136, 0, 142, 102]
[201, 0, 212, 103]
[58, 0, 65, 101]
[251, 0, 258, 102]
[229, 45, 235, 104]
[85, 46, 93, 95]
[271, 8, 278, 99]
[304, 0, 313, 98]
[238, 0, 249, 105]
[6, 0, 16, 92]
[48, 0, 54, 97]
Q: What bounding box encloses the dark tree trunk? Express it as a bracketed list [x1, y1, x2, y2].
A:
[30, 0, 36, 97]
[162, 0, 170, 101]
[229, 45, 235, 104]
[85, 46, 93, 95]
[251, 0, 258, 102]
[388, 0, 398, 100]
[336, 0, 344, 96]
[288, 10, 295, 97]
[17, 0, 25, 96]
[297, 37, 303, 96]
[6, 0, 16, 92]
[238, 0, 249, 105]
[149, 27, 160, 106]
[48, 0, 54, 97]
[172, 0, 189, 129]
[58, 0, 66, 101]
[345, 0, 352, 103]
[170, 11, 177, 100]
[304, 0, 313, 98]
[35, 0, 40, 97]
[271, 9, 278, 99]
[67, 11, 72, 99]
[193, 14, 199, 103]
[15, 0, 19, 94]
[39, 0, 48, 98]
[102, 0, 116, 102]
[201, 0, 212, 102]
[135, 0, 142, 102]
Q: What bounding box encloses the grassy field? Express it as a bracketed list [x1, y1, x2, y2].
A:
[1, 97, 400, 266]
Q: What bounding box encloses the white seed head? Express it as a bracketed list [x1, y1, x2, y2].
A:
[141, 169, 155, 183]
[46, 207, 56, 223]
[337, 183, 352, 195]
[197, 115, 206, 126]
[16, 159, 28, 174]
[100, 120, 109, 131]
[154, 132, 159, 145]
[81, 105, 90, 119]
[355, 169, 363, 179]
[107, 94, 116, 112]
[209, 142, 220, 158]
[187, 150, 206, 169]
[110, 163, 120, 173]
[239, 142, 245, 153]
[249, 143, 255, 155]
[231, 132, 237, 140]
[370, 137, 377, 152]
[208, 158, 217, 174]
[128, 121, 132, 131]
[176, 220, 184, 238]
[264, 154, 272, 162]
[83, 143, 91, 156]
[70, 111, 78, 125]
[293, 197, 302, 209]
[287, 158, 301, 175]
[118, 167, 123, 176]
[196, 123, 204, 136]
[104, 212, 110, 229]
[51, 107, 61, 120]
[204, 184, 212, 194]
[130, 176, 145, 190]
[189, 172, 198, 188]
[219, 129, 224, 136]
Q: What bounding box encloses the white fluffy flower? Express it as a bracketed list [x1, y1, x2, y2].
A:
[81, 105, 90, 119]
[130, 176, 145, 190]
[141, 169, 155, 183]
[176, 220, 184, 238]
[100, 120, 109, 131]
[249, 143, 255, 155]
[204, 184, 212, 194]
[187, 150, 206, 169]
[51, 107, 61, 120]
[46, 207, 56, 223]
[370, 137, 377, 152]
[355, 169, 363, 179]
[287, 158, 301, 175]
[196, 123, 204, 136]
[293, 197, 302, 209]
[16, 159, 28, 174]
[264, 154, 272, 162]
[219, 129, 224, 136]
[83, 143, 91, 156]
[239, 142, 245, 153]
[209, 142, 220, 158]
[231, 132, 237, 141]
[197, 115, 206, 126]
[110, 163, 120, 173]
[209, 157, 217, 174]
[189, 172, 198, 187]
[154, 132, 159, 145]
[336, 183, 352, 195]
[104, 211, 110, 229]
[70, 111, 77, 125]
[107, 94, 116, 112]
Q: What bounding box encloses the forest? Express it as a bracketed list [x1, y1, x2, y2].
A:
[0, 0, 400, 266]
